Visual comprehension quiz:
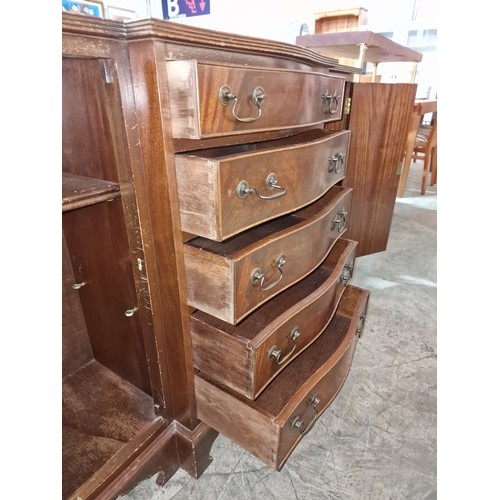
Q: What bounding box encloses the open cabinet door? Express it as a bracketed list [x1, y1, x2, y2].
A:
[329, 82, 417, 256]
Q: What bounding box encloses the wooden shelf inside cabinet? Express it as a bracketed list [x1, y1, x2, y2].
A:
[62, 172, 121, 212]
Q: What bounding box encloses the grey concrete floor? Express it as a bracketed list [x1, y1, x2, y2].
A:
[122, 160, 437, 500]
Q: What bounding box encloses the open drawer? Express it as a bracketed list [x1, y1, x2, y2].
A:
[195, 284, 370, 470]
[165, 60, 346, 139]
[175, 129, 350, 241]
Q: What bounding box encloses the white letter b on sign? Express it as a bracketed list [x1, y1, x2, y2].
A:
[167, 0, 179, 17]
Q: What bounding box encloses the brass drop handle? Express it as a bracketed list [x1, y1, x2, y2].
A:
[328, 152, 345, 174]
[237, 173, 287, 200]
[290, 394, 321, 436]
[357, 313, 367, 338]
[72, 282, 86, 290]
[340, 261, 354, 285]
[250, 254, 286, 291]
[331, 208, 348, 232]
[268, 327, 301, 365]
[219, 85, 265, 123]
[322, 89, 340, 114]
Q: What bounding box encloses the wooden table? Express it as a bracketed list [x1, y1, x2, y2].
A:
[397, 99, 437, 197]
[296, 30, 423, 82]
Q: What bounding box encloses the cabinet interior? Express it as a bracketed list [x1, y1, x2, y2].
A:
[62, 56, 154, 498]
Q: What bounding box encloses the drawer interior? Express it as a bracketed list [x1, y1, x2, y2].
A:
[177, 128, 338, 159]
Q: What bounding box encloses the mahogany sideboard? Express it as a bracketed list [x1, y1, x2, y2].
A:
[62, 13, 371, 498]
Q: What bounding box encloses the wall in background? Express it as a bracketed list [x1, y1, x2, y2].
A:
[95, 0, 437, 96]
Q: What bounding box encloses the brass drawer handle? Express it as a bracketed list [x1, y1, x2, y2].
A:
[357, 313, 367, 338]
[290, 394, 321, 436]
[237, 173, 287, 200]
[331, 208, 348, 232]
[340, 261, 354, 285]
[250, 254, 286, 291]
[328, 152, 345, 174]
[268, 326, 301, 365]
[219, 85, 265, 123]
[322, 89, 340, 114]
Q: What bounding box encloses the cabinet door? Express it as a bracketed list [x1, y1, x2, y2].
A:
[62, 55, 157, 498]
[338, 82, 417, 256]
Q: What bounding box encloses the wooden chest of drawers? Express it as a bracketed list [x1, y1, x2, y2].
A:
[150, 21, 370, 469]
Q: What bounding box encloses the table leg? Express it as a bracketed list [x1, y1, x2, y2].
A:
[397, 113, 421, 197]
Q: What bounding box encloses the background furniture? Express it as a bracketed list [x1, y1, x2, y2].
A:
[413, 113, 437, 194]
[398, 99, 438, 196]
[296, 30, 423, 82]
[314, 8, 368, 34]
[62, 13, 371, 497]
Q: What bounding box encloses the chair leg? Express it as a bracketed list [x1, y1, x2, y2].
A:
[430, 147, 437, 186]
[421, 152, 431, 195]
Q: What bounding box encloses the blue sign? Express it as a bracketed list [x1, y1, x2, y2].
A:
[162, 0, 211, 19]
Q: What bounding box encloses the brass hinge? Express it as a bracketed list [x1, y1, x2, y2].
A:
[344, 97, 352, 115]
[396, 161, 403, 175]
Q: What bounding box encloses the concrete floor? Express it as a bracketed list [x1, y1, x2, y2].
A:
[122, 160, 437, 500]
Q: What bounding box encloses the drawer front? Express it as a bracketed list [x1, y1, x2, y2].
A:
[166, 60, 346, 139]
[194, 285, 370, 470]
[190, 238, 358, 400]
[184, 186, 353, 325]
[175, 129, 351, 241]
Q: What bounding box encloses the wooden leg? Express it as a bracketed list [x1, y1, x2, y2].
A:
[421, 151, 431, 195]
[430, 147, 437, 186]
[177, 420, 219, 479]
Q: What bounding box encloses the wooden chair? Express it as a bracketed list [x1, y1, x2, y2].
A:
[397, 99, 437, 197]
[412, 112, 437, 195]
